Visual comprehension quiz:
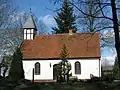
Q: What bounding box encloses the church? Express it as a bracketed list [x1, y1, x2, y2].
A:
[21, 15, 101, 82]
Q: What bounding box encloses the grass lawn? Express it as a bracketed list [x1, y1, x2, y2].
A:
[34, 81, 120, 90]
[1, 78, 120, 90]
[35, 82, 103, 90]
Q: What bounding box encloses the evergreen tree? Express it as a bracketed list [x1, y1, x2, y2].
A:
[52, 0, 77, 34]
[9, 47, 24, 81]
[113, 57, 120, 79]
[60, 44, 69, 59]
[56, 44, 71, 82]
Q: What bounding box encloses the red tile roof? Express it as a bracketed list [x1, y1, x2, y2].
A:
[21, 33, 100, 59]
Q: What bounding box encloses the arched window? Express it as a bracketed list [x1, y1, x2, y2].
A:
[75, 61, 81, 74]
[35, 62, 40, 75]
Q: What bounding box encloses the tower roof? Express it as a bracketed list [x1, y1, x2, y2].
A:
[23, 15, 37, 29]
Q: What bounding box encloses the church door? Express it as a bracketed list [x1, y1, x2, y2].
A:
[53, 64, 58, 80]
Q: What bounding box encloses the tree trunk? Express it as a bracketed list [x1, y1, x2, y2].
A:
[63, 61, 66, 82]
[3, 67, 8, 78]
[66, 70, 70, 82]
[0, 66, 1, 76]
[111, 0, 120, 68]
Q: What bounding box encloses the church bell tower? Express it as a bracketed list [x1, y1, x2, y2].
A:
[23, 15, 37, 40]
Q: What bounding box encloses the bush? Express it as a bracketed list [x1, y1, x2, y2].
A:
[91, 77, 101, 82]
[15, 83, 40, 90]
[113, 57, 120, 80]
[102, 74, 114, 82]
[68, 76, 78, 84]
[18, 79, 32, 84]
[0, 86, 10, 90]
[69, 76, 78, 81]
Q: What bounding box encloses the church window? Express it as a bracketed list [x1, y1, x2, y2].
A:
[35, 62, 40, 75]
[75, 61, 81, 74]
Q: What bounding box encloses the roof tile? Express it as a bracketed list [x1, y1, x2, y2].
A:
[21, 33, 100, 59]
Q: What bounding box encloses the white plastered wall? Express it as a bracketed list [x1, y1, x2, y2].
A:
[22, 58, 101, 80]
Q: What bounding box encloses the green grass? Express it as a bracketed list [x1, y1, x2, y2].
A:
[36, 82, 101, 90]
[34, 81, 120, 90]
[2, 81, 119, 90]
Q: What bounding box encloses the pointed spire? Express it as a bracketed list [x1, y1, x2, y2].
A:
[23, 13, 37, 30]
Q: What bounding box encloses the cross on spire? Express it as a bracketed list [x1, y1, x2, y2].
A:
[29, 8, 32, 14]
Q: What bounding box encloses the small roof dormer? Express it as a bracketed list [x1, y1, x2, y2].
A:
[23, 15, 37, 30]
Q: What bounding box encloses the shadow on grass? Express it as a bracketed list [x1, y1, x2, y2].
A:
[36, 82, 100, 90]
[37, 81, 120, 90]
[1, 77, 120, 90]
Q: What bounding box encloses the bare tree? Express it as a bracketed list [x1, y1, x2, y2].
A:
[73, 0, 120, 67]
[0, 11, 48, 56]
[0, 0, 47, 76]
[0, 11, 28, 76]
[53, 0, 120, 67]
[0, 11, 49, 76]
[37, 20, 48, 35]
[31, 13, 48, 35]
[76, 0, 114, 48]
[0, 0, 16, 28]
[0, 28, 23, 76]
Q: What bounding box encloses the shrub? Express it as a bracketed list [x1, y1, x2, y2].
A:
[113, 57, 120, 80]
[9, 48, 24, 81]
[102, 74, 114, 82]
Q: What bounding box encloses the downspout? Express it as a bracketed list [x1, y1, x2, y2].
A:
[32, 68, 34, 83]
[99, 58, 101, 77]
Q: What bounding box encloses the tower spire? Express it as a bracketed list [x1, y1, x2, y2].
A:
[29, 8, 32, 15]
[23, 9, 37, 40]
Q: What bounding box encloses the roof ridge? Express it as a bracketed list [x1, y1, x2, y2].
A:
[35, 32, 99, 37]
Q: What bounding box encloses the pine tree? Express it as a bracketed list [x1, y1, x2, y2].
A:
[60, 44, 69, 60]
[52, 0, 77, 34]
[56, 44, 71, 82]
[9, 48, 24, 81]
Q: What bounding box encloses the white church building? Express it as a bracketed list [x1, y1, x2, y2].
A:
[21, 15, 101, 82]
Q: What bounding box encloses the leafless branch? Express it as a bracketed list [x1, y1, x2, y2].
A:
[70, 2, 113, 21]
